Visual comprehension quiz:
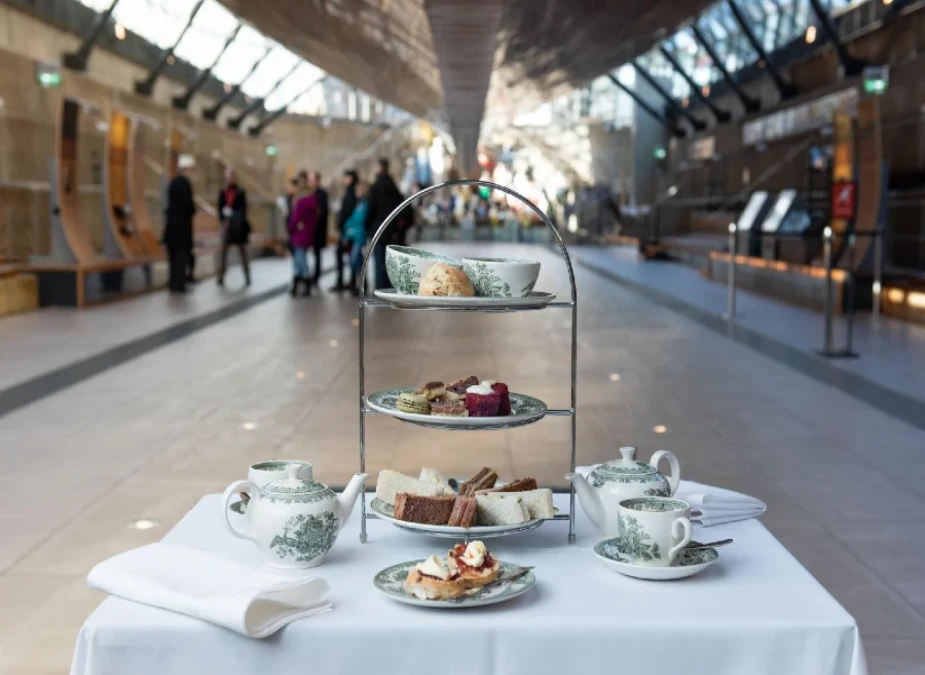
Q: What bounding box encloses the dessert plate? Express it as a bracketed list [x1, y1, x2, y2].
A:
[373, 289, 557, 311]
[370, 498, 545, 538]
[593, 538, 720, 581]
[366, 388, 547, 430]
[373, 560, 536, 608]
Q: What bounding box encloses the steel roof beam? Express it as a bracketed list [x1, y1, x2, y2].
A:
[726, 0, 797, 99]
[606, 74, 685, 138]
[632, 61, 707, 131]
[173, 24, 241, 110]
[248, 78, 325, 137]
[63, 0, 122, 72]
[227, 60, 302, 130]
[658, 45, 731, 123]
[690, 21, 761, 113]
[202, 45, 272, 121]
[135, 0, 204, 97]
[807, 0, 866, 76]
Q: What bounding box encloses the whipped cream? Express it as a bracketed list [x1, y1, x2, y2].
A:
[480, 379, 497, 387]
[459, 540, 488, 567]
[466, 384, 493, 395]
[416, 555, 452, 580]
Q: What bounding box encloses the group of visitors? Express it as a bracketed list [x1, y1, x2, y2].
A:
[163, 154, 251, 294]
[163, 153, 413, 298]
[286, 157, 413, 297]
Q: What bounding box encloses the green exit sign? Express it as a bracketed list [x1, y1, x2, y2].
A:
[862, 66, 889, 96]
[265, 145, 278, 156]
[654, 147, 667, 160]
[35, 61, 62, 88]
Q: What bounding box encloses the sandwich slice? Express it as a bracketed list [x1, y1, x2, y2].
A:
[496, 489, 554, 519]
[418, 467, 447, 485]
[459, 467, 498, 496]
[394, 493, 456, 525]
[475, 493, 531, 526]
[478, 477, 538, 494]
[447, 496, 478, 527]
[375, 469, 452, 506]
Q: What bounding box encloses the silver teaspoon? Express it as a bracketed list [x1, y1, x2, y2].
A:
[685, 538, 733, 550]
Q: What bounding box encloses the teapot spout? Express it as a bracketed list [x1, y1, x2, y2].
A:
[336, 473, 369, 528]
[565, 472, 606, 536]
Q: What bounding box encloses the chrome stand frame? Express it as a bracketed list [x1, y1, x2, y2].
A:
[356, 179, 579, 545]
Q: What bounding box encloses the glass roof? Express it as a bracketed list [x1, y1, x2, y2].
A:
[630, 0, 857, 106]
[73, 0, 396, 119]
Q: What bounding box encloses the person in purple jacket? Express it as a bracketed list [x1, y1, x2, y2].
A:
[287, 182, 318, 297]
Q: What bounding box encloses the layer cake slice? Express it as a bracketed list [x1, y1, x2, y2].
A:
[447, 496, 478, 527]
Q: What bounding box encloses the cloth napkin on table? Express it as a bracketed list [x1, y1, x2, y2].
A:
[575, 466, 766, 527]
[87, 543, 332, 638]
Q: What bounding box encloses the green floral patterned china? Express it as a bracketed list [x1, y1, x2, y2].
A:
[461, 257, 541, 298]
[373, 289, 556, 310]
[370, 498, 544, 537]
[367, 387, 547, 430]
[385, 246, 462, 295]
[566, 446, 681, 538]
[613, 496, 692, 568]
[373, 559, 536, 608]
[222, 465, 368, 569]
[594, 538, 719, 581]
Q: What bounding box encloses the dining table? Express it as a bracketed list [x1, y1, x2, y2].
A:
[71, 490, 867, 675]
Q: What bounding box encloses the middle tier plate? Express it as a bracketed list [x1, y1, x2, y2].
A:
[366, 388, 548, 430]
[370, 498, 545, 538]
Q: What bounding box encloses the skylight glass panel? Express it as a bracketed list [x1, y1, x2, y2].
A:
[112, 0, 200, 50]
[173, 0, 239, 70]
[264, 63, 324, 110]
[212, 25, 269, 85]
[240, 47, 300, 98]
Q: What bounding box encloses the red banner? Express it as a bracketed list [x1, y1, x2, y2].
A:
[831, 181, 856, 220]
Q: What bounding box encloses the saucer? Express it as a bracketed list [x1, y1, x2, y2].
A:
[593, 538, 719, 580]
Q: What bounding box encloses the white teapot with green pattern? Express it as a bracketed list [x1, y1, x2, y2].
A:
[222, 466, 369, 569]
[566, 447, 680, 538]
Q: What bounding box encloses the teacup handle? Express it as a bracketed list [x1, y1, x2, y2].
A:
[651, 449, 680, 496]
[222, 480, 259, 542]
[668, 518, 692, 561]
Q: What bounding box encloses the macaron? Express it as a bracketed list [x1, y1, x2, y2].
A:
[397, 392, 431, 415]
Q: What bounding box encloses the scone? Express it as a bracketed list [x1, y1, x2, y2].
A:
[396, 392, 430, 415]
[418, 262, 475, 297]
[450, 541, 500, 585]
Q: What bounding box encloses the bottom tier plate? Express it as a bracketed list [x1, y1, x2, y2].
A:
[373, 560, 536, 608]
[370, 498, 545, 538]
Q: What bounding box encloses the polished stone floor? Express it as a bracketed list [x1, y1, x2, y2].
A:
[1, 245, 924, 674]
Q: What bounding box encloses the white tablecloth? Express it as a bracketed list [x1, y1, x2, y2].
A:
[72, 492, 866, 675]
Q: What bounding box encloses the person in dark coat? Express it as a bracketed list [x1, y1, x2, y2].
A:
[217, 168, 251, 287]
[307, 170, 329, 288]
[163, 153, 197, 294]
[364, 158, 411, 290]
[331, 169, 358, 292]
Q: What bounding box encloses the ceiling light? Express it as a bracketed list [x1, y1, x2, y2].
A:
[653, 425, 668, 434]
[886, 288, 905, 303]
[328, 339, 339, 348]
[128, 518, 160, 530]
[351, 318, 359, 327]
[908, 292, 925, 309]
[114, 22, 126, 40]
[242, 422, 257, 431]
[805, 25, 817, 44]
[296, 371, 305, 379]
[609, 373, 621, 382]
[883, 0, 893, 5]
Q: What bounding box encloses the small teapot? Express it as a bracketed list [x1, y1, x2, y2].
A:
[566, 447, 680, 538]
[222, 466, 368, 569]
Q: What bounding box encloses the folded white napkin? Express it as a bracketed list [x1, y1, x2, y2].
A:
[575, 466, 767, 527]
[87, 543, 332, 638]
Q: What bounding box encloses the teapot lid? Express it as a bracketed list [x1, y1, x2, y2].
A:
[263, 465, 328, 496]
[597, 447, 656, 476]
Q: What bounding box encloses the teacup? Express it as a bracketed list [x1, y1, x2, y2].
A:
[616, 497, 692, 567]
[248, 460, 313, 488]
[385, 245, 462, 295]
[461, 257, 541, 298]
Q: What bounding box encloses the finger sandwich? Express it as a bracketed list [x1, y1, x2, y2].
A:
[475, 493, 531, 525]
[375, 470, 452, 506]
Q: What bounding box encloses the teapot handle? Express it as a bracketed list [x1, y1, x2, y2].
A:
[222, 480, 259, 542]
[650, 450, 680, 496]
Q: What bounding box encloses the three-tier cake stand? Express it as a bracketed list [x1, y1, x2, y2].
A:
[356, 179, 579, 544]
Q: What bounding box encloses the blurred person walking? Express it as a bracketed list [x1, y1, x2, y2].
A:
[217, 168, 252, 287]
[331, 169, 358, 292]
[342, 180, 369, 297]
[163, 153, 197, 294]
[365, 158, 412, 289]
[287, 176, 318, 297]
[307, 170, 329, 288]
